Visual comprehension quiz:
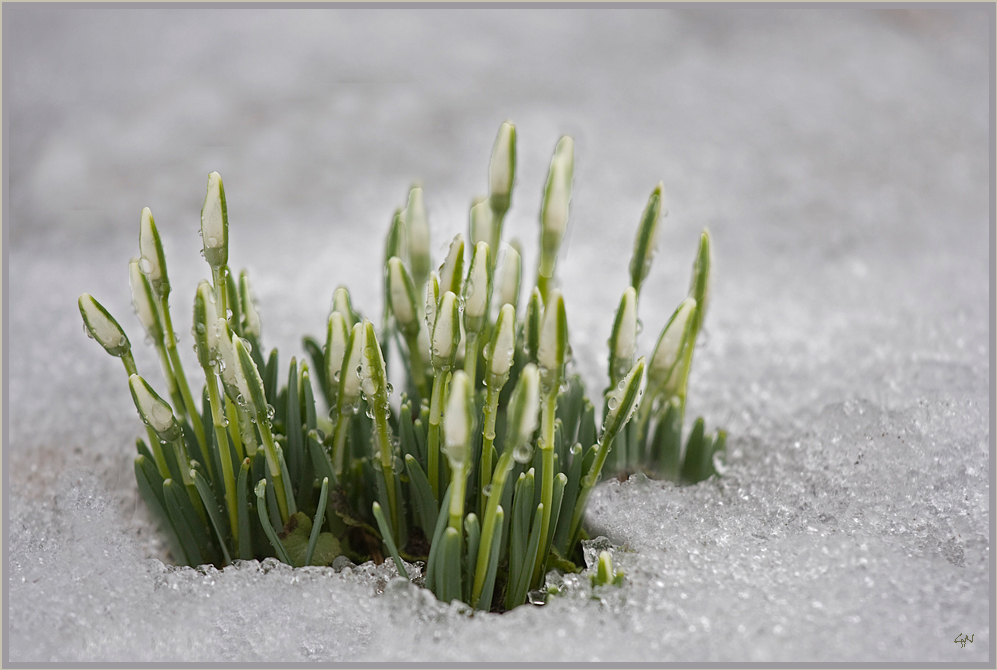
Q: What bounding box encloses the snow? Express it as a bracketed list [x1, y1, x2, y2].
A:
[5, 6, 991, 663]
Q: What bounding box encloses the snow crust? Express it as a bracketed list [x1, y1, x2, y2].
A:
[6, 7, 991, 663]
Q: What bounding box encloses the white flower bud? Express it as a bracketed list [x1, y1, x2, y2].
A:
[539, 137, 574, 277]
[387, 257, 419, 337]
[443, 370, 474, 466]
[507, 363, 540, 447]
[438, 234, 465, 296]
[215, 318, 251, 404]
[325, 311, 350, 391]
[608, 287, 638, 383]
[338, 323, 364, 408]
[129, 259, 163, 342]
[488, 121, 516, 207]
[648, 298, 697, 394]
[332, 287, 356, 328]
[129, 374, 178, 438]
[404, 186, 431, 286]
[359, 319, 388, 402]
[469, 199, 492, 248]
[431, 291, 461, 370]
[138, 207, 169, 297]
[487, 303, 516, 381]
[200, 171, 228, 268]
[79, 293, 130, 357]
[537, 289, 567, 389]
[496, 244, 522, 312]
[463, 242, 491, 334]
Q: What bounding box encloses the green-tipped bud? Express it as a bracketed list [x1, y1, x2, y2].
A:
[463, 241, 491, 335]
[486, 303, 517, 384]
[215, 318, 250, 404]
[239, 271, 261, 339]
[431, 291, 461, 371]
[79, 293, 131, 357]
[384, 208, 407, 268]
[331, 287, 358, 328]
[325, 311, 350, 397]
[505, 363, 541, 449]
[689, 230, 711, 330]
[438, 234, 465, 296]
[200, 172, 229, 269]
[488, 121, 516, 214]
[602, 356, 646, 447]
[129, 374, 180, 441]
[338, 322, 364, 410]
[235, 336, 268, 421]
[359, 319, 389, 405]
[469, 198, 492, 248]
[537, 289, 568, 392]
[629, 183, 664, 296]
[128, 260, 163, 343]
[443, 370, 474, 467]
[608, 287, 638, 385]
[138, 207, 170, 298]
[495, 245, 522, 312]
[387, 257, 420, 339]
[524, 287, 544, 362]
[425, 271, 441, 333]
[404, 186, 431, 288]
[192, 281, 219, 368]
[538, 136, 574, 278]
[648, 298, 697, 397]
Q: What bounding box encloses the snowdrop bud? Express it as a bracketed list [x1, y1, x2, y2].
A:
[463, 242, 491, 335]
[488, 121, 516, 214]
[404, 186, 431, 288]
[192, 281, 219, 368]
[536, 289, 568, 392]
[431, 291, 461, 371]
[524, 287, 544, 363]
[384, 208, 407, 269]
[337, 323, 364, 409]
[438, 234, 465, 297]
[200, 172, 228, 269]
[650, 298, 698, 398]
[332, 286, 358, 328]
[215, 319, 248, 403]
[129, 374, 180, 441]
[239, 271, 261, 339]
[79, 293, 131, 357]
[602, 357, 646, 447]
[629, 183, 664, 296]
[325, 311, 350, 395]
[505, 363, 540, 449]
[235, 336, 268, 421]
[689, 230, 712, 331]
[129, 259, 163, 343]
[138, 207, 170, 298]
[608, 287, 638, 384]
[359, 319, 388, 403]
[387, 257, 420, 339]
[469, 199, 492, 248]
[443, 370, 474, 466]
[496, 245, 522, 312]
[486, 303, 516, 384]
[538, 136, 574, 278]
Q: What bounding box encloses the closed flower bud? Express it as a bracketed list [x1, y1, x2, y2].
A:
[425, 271, 441, 334]
[359, 319, 388, 403]
[608, 287, 638, 384]
[331, 286, 357, 329]
[536, 289, 568, 391]
[387, 257, 420, 339]
[539, 136, 574, 278]
[496, 245, 522, 313]
[431, 291, 461, 371]
[443, 370, 474, 466]
[215, 318, 249, 403]
[649, 298, 697, 398]
[404, 186, 431, 288]
[689, 230, 712, 330]
[235, 335, 268, 421]
[338, 323, 364, 409]
[602, 357, 646, 447]
[129, 374, 180, 441]
[129, 260, 163, 343]
[138, 207, 170, 298]
[325, 311, 350, 397]
[488, 121, 516, 213]
[629, 183, 664, 296]
[524, 287, 544, 363]
[79, 293, 130, 357]
[192, 281, 219, 368]
[200, 171, 229, 269]
[486, 303, 516, 383]
[505, 363, 541, 448]
[438, 234, 465, 297]
[463, 241, 491, 335]
[469, 199, 492, 248]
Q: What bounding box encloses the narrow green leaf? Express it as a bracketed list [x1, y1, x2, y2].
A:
[372, 501, 409, 579]
[506, 502, 544, 610]
[477, 506, 504, 611]
[263, 348, 279, 406]
[135, 456, 185, 563]
[464, 513, 480, 602]
[680, 417, 707, 484]
[255, 480, 292, 564]
[404, 454, 438, 537]
[191, 469, 232, 565]
[424, 484, 453, 591]
[440, 527, 462, 603]
[236, 458, 252, 560]
[305, 477, 330, 566]
[163, 479, 204, 566]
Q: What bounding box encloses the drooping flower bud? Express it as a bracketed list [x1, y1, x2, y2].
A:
[463, 241, 491, 335]
[443, 370, 474, 467]
[387, 257, 420, 339]
[129, 260, 163, 343]
[200, 172, 229, 269]
[138, 207, 170, 298]
[79, 293, 131, 357]
[129, 374, 180, 442]
[431, 291, 461, 371]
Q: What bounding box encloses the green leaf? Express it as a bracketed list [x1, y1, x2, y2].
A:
[236, 458, 252, 560]
[680, 417, 707, 484]
[476, 505, 504, 611]
[372, 501, 408, 578]
[163, 479, 205, 566]
[464, 513, 480, 602]
[629, 183, 663, 297]
[255, 480, 292, 565]
[191, 469, 232, 565]
[404, 454, 438, 537]
[305, 477, 331, 566]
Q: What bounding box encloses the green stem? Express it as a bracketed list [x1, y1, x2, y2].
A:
[154, 341, 185, 422]
[463, 333, 479, 385]
[403, 332, 430, 399]
[258, 419, 290, 524]
[211, 265, 228, 327]
[224, 396, 244, 460]
[536, 273, 551, 306]
[204, 371, 239, 549]
[427, 370, 447, 500]
[529, 391, 558, 589]
[168, 434, 207, 524]
[331, 412, 351, 478]
[448, 461, 467, 532]
[373, 398, 400, 541]
[159, 294, 209, 459]
[471, 446, 514, 607]
[479, 385, 500, 513]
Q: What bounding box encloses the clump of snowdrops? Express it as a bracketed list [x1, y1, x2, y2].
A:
[79, 122, 723, 611]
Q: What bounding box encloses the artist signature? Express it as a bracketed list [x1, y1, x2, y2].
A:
[954, 633, 974, 648]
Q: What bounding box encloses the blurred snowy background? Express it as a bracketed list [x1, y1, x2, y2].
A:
[5, 6, 991, 663]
